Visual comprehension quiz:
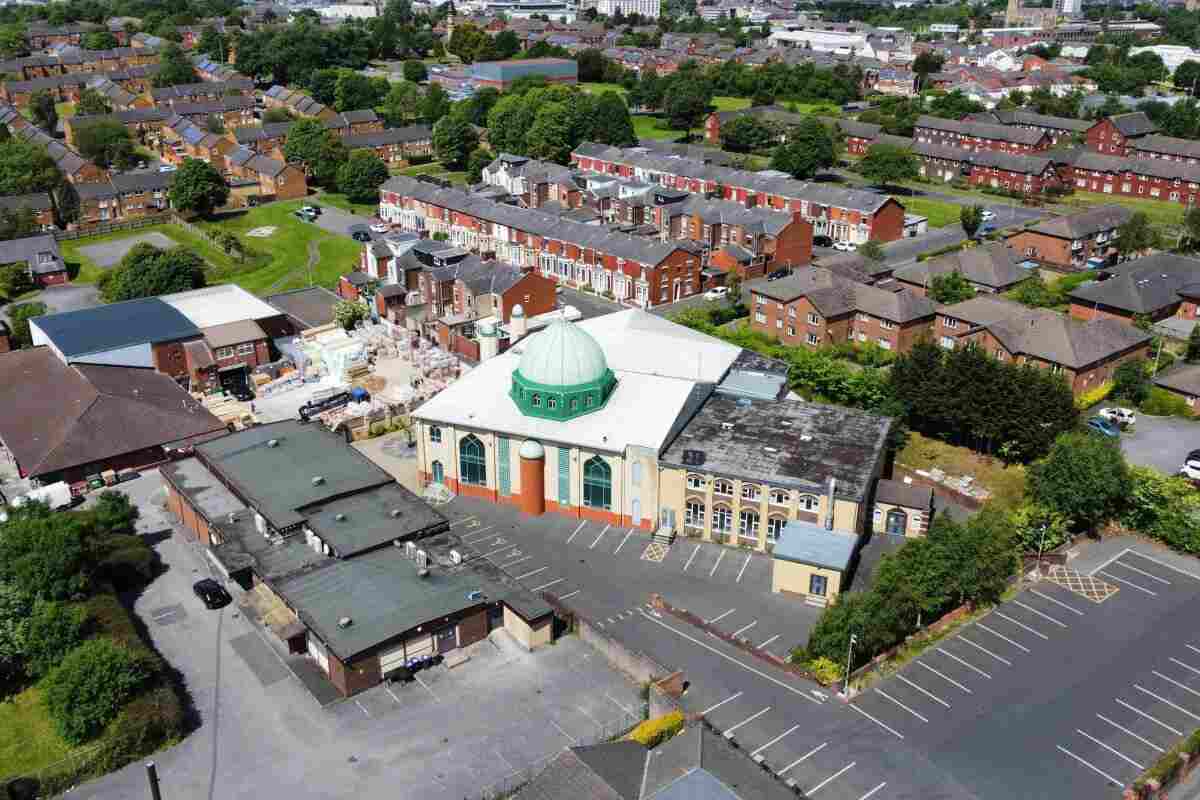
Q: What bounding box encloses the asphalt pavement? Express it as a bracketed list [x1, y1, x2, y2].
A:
[1, 282, 99, 325]
[556, 285, 623, 321]
[1119, 414, 1200, 476]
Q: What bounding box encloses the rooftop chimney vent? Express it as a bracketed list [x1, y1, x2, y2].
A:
[312, 476, 325, 486]
[337, 616, 353, 628]
[266, 439, 279, 448]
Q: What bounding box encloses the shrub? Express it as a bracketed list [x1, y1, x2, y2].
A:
[94, 534, 156, 589]
[369, 421, 388, 437]
[1075, 380, 1113, 411]
[23, 601, 87, 678]
[43, 638, 153, 744]
[1141, 387, 1192, 417]
[807, 656, 842, 685]
[90, 491, 140, 536]
[627, 711, 683, 748]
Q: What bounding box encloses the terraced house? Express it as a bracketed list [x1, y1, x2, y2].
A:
[1006, 205, 1132, 271]
[1085, 111, 1158, 156]
[1058, 148, 1200, 207]
[913, 114, 1053, 153]
[913, 141, 1061, 195]
[262, 85, 337, 121]
[965, 109, 1090, 146]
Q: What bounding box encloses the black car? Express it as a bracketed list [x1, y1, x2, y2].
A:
[813, 235, 834, 248]
[767, 267, 790, 281]
[232, 387, 254, 402]
[351, 230, 371, 242]
[193, 578, 232, 609]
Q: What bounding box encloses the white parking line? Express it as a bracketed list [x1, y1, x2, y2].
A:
[683, 544, 701, 572]
[937, 647, 991, 679]
[957, 635, 1013, 666]
[479, 542, 518, 558]
[558, 590, 580, 601]
[993, 611, 1050, 641]
[896, 673, 951, 708]
[1077, 729, 1145, 770]
[385, 685, 401, 705]
[1134, 685, 1200, 722]
[614, 529, 634, 555]
[566, 521, 586, 543]
[1115, 698, 1183, 736]
[458, 524, 497, 541]
[808, 762, 856, 795]
[415, 674, 440, 703]
[731, 620, 758, 638]
[1172, 657, 1200, 677]
[516, 566, 549, 580]
[849, 703, 904, 739]
[1096, 714, 1165, 753]
[709, 548, 726, 577]
[725, 706, 771, 735]
[532, 578, 564, 592]
[707, 608, 736, 624]
[355, 699, 371, 717]
[876, 688, 929, 723]
[448, 515, 477, 528]
[858, 782, 886, 800]
[1029, 588, 1086, 616]
[1111, 560, 1171, 585]
[1126, 550, 1200, 581]
[758, 634, 780, 649]
[1152, 670, 1200, 701]
[1058, 745, 1125, 788]
[976, 622, 1032, 654]
[1090, 547, 1132, 578]
[502, 555, 532, 569]
[701, 691, 743, 715]
[606, 692, 635, 716]
[1189, 644, 1200, 658]
[1099, 571, 1158, 597]
[779, 742, 826, 775]
[589, 524, 610, 549]
[750, 724, 800, 756]
[916, 661, 973, 693]
[549, 717, 578, 744]
[1012, 600, 1068, 629]
[736, 553, 752, 583]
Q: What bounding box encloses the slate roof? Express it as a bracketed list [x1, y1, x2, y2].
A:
[894, 242, 1028, 292]
[657, 193, 792, 236]
[1068, 253, 1200, 314]
[71, 108, 171, 126]
[1106, 111, 1157, 138]
[202, 319, 267, 349]
[1154, 362, 1200, 396]
[0, 234, 61, 274]
[773, 520, 859, 570]
[977, 109, 1090, 133]
[1131, 135, 1200, 160]
[1059, 147, 1200, 183]
[751, 266, 935, 323]
[912, 140, 1056, 176]
[0, 192, 52, 214]
[31, 297, 200, 358]
[875, 477, 933, 510]
[1022, 204, 1132, 240]
[0, 349, 225, 478]
[711, 103, 806, 126]
[342, 126, 434, 149]
[914, 114, 1049, 146]
[265, 286, 340, 329]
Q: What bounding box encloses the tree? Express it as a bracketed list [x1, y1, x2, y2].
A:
[306, 67, 341, 106]
[0, 139, 62, 197]
[1028, 431, 1131, 532]
[593, 91, 636, 147]
[0, 260, 34, 299]
[168, 158, 228, 217]
[1176, 60, 1200, 92]
[720, 116, 776, 153]
[1115, 211, 1161, 258]
[770, 118, 835, 180]
[83, 31, 118, 50]
[338, 151, 389, 204]
[466, 147, 493, 184]
[312, 135, 349, 189]
[334, 70, 386, 112]
[0, 24, 26, 60]
[663, 77, 710, 133]
[153, 42, 197, 87]
[99, 243, 207, 303]
[1187, 325, 1200, 363]
[74, 120, 137, 170]
[858, 240, 885, 263]
[0, 503, 89, 600]
[23, 601, 86, 679]
[494, 30, 521, 59]
[262, 108, 293, 124]
[1112, 358, 1152, 405]
[6, 301, 47, 349]
[526, 102, 575, 163]
[421, 82, 451, 125]
[859, 143, 918, 187]
[90, 491, 140, 537]
[381, 81, 422, 126]
[333, 299, 368, 331]
[912, 51, 945, 81]
[29, 89, 57, 133]
[960, 205, 984, 239]
[402, 59, 427, 83]
[43, 639, 151, 744]
[928, 271, 976, 304]
[75, 87, 112, 117]
[0, 579, 31, 686]
[458, 86, 500, 127]
[433, 114, 479, 170]
[576, 48, 606, 82]
[196, 26, 227, 61]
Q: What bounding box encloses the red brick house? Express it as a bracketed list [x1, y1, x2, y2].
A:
[913, 141, 1061, 195]
[893, 242, 1030, 296]
[1068, 253, 1200, 325]
[703, 105, 807, 144]
[1060, 148, 1200, 207]
[913, 115, 1053, 154]
[1006, 205, 1132, 272]
[964, 109, 1090, 146]
[1085, 112, 1158, 156]
[0, 234, 67, 287]
[0, 192, 56, 230]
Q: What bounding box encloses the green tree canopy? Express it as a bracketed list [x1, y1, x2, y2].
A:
[769, 117, 835, 179]
[6, 301, 47, 349]
[381, 81, 422, 126]
[337, 150, 389, 203]
[432, 114, 479, 171]
[29, 89, 57, 133]
[82, 30, 118, 50]
[859, 143, 918, 187]
[402, 59, 427, 83]
[75, 87, 112, 117]
[98, 243, 206, 303]
[960, 205, 984, 239]
[74, 120, 137, 170]
[466, 147, 493, 185]
[1112, 358, 1151, 405]
[720, 115, 777, 153]
[0, 503, 90, 600]
[928, 271, 976, 304]
[1115, 211, 1161, 258]
[43, 638, 152, 744]
[23, 601, 86, 679]
[153, 42, 197, 87]
[1029, 430, 1130, 534]
[421, 82, 451, 125]
[167, 157, 229, 217]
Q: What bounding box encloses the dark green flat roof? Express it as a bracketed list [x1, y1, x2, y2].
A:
[304, 483, 449, 558]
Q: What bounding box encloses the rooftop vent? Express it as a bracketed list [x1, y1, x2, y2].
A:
[764, 446, 778, 453]
[334, 513, 347, 522]
[337, 616, 353, 628]
[681, 449, 707, 466]
[800, 434, 813, 442]
[721, 422, 734, 431]
[390, 509, 402, 518]
[312, 476, 325, 486]
[266, 439, 279, 448]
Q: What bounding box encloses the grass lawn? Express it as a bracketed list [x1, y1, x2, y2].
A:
[710, 96, 752, 112]
[317, 190, 378, 217]
[0, 687, 74, 780]
[633, 115, 692, 141]
[897, 432, 1027, 510]
[1061, 190, 1186, 234]
[60, 222, 241, 286]
[579, 81, 628, 96]
[901, 196, 962, 228]
[393, 161, 467, 185]
[55, 101, 75, 119]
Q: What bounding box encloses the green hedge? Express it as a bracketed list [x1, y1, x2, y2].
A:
[1135, 727, 1200, 791]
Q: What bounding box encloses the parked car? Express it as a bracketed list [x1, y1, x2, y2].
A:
[981, 209, 996, 220]
[704, 286, 730, 300]
[833, 241, 857, 252]
[767, 267, 790, 281]
[294, 209, 316, 222]
[1085, 416, 1121, 438]
[158, 164, 177, 173]
[813, 235, 834, 248]
[193, 578, 232, 609]
[1099, 407, 1136, 427]
[1180, 450, 1200, 482]
[301, 205, 322, 217]
[370, 222, 390, 234]
[351, 230, 371, 242]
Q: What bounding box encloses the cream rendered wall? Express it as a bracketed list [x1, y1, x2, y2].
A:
[624, 445, 659, 527]
[772, 558, 843, 601]
[503, 606, 551, 649]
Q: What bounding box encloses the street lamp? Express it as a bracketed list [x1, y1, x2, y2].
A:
[1036, 523, 1048, 576]
[842, 632, 858, 698]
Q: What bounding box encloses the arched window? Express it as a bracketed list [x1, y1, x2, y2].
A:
[769, 489, 789, 506]
[712, 505, 732, 532]
[687, 474, 706, 490]
[547, 396, 557, 409]
[459, 435, 486, 485]
[431, 460, 444, 484]
[741, 484, 761, 502]
[583, 456, 612, 509]
[886, 509, 909, 536]
[766, 516, 786, 542]
[570, 398, 579, 410]
[429, 425, 442, 443]
[531, 394, 542, 408]
[739, 510, 759, 542]
[798, 494, 819, 512]
[713, 479, 733, 497]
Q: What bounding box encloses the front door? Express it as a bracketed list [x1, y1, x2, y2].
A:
[886, 509, 908, 536]
[435, 627, 457, 654]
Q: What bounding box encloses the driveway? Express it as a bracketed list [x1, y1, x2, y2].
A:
[1, 282, 100, 325]
[1121, 414, 1200, 475]
[79, 231, 175, 268]
[310, 205, 376, 238]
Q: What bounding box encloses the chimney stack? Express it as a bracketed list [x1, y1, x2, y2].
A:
[825, 477, 837, 530]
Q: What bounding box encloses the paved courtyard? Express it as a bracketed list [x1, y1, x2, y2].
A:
[1120, 414, 1200, 476]
[78, 231, 176, 267]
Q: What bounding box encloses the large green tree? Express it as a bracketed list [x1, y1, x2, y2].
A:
[960, 205, 984, 239]
[662, 76, 711, 132]
[75, 87, 112, 117]
[153, 42, 197, 87]
[720, 116, 777, 153]
[167, 158, 228, 217]
[99, 243, 207, 303]
[1028, 431, 1131, 531]
[1115, 211, 1161, 258]
[43, 638, 151, 744]
[29, 89, 57, 133]
[381, 81, 422, 126]
[337, 150, 389, 203]
[928, 271, 976, 304]
[859, 143, 918, 187]
[769, 117, 835, 179]
[433, 114, 479, 171]
[6, 301, 47, 349]
[421, 82, 451, 125]
[82, 31, 118, 50]
[74, 120, 137, 170]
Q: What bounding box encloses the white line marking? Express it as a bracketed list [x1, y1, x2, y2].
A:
[808, 762, 856, 795]
[916, 661, 973, 693]
[1029, 588, 1085, 616]
[1058, 745, 1125, 788]
[614, 528, 634, 555]
[1125, 550, 1200, 581]
[1116, 698, 1183, 736]
[736, 552, 752, 583]
[589, 524, 610, 549]
[566, 521, 586, 543]
[558, 590, 580, 601]
[502, 555, 532, 569]
[1134, 685, 1200, 721]
[707, 608, 736, 625]
[549, 717, 577, 743]
[1090, 547, 1132, 578]
[849, 704, 904, 739]
[1077, 729, 1145, 770]
[1172, 657, 1200, 677]
[758, 634, 781, 649]
[575, 704, 601, 726]
[516, 566, 548, 580]
[1099, 571, 1158, 596]
[355, 699, 371, 717]
[457, 524, 496, 541]
[751, 724, 800, 756]
[896, 673, 950, 708]
[415, 674, 440, 703]
[606, 692, 635, 716]
[859, 782, 887, 800]
[976, 622, 1031, 653]
[683, 544, 700, 572]
[1013, 600, 1068, 628]
[779, 742, 826, 774]
[938, 647, 991, 679]
[877, 689, 929, 722]
[494, 748, 515, 772]
[1111, 560, 1171, 585]
[709, 548, 726, 577]
[957, 635, 1013, 666]
[700, 691, 743, 715]
[385, 685, 401, 705]
[1153, 670, 1200, 701]
[725, 706, 771, 735]
[607, 618, 615, 624]
[993, 611, 1050, 641]
[480, 542, 518, 558]
[1189, 644, 1200, 658]
[731, 620, 758, 638]
[532, 578, 564, 592]
[448, 515, 477, 528]
[1096, 714, 1165, 753]
[638, 611, 821, 703]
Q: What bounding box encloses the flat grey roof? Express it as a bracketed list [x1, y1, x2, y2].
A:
[772, 520, 859, 571]
[303, 482, 449, 558]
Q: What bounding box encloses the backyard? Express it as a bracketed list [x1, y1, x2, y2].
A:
[897, 432, 1028, 510]
[391, 160, 467, 185]
[901, 196, 963, 228]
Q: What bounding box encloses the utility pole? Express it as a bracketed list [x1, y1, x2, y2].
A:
[1036, 523, 1048, 576]
[842, 632, 857, 698]
[146, 762, 163, 800]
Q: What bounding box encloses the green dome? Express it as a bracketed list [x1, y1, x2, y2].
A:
[516, 321, 609, 388]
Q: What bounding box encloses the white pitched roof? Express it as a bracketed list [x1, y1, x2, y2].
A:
[575, 309, 741, 384]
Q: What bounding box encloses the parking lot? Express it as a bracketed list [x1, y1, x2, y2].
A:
[1120, 414, 1200, 476]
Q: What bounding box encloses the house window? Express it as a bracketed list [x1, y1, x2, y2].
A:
[769, 489, 789, 505]
[806, 333, 819, 346]
[940, 336, 955, 349]
[809, 574, 828, 597]
[713, 479, 733, 496]
[459, 434, 486, 486]
[807, 313, 819, 325]
[532, 393, 542, 407]
[798, 494, 819, 512]
[687, 474, 706, 490]
[739, 510, 759, 541]
[547, 397, 557, 409]
[583, 456, 612, 509]
[755, 312, 766, 323]
[880, 320, 895, 330]
[741, 484, 761, 501]
[685, 501, 705, 527]
[766, 516, 786, 542]
[236, 342, 255, 356]
[429, 425, 442, 443]
[787, 326, 796, 336]
[711, 505, 732, 533]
